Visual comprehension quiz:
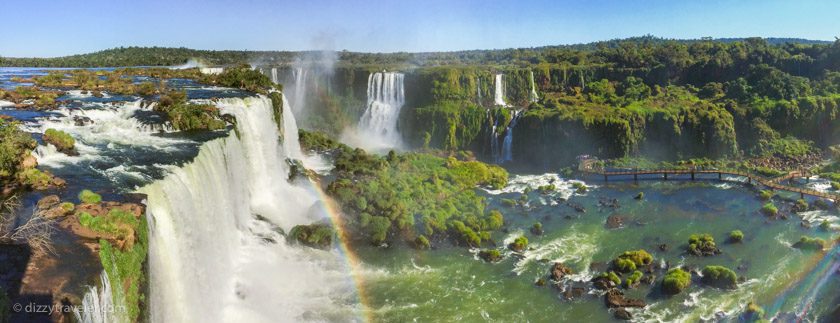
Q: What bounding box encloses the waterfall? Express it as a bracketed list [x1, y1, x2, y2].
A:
[494, 74, 507, 106]
[138, 95, 353, 322]
[74, 270, 124, 323]
[270, 67, 279, 84]
[500, 111, 520, 163]
[489, 111, 500, 163]
[529, 71, 539, 103]
[291, 68, 309, 116]
[356, 71, 405, 149]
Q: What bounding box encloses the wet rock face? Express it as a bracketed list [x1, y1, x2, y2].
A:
[604, 288, 646, 308]
[36, 195, 73, 219]
[614, 308, 632, 320]
[606, 214, 625, 229]
[550, 262, 574, 281]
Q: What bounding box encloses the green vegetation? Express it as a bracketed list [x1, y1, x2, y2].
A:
[792, 236, 826, 251]
[288, 223, 334, 249]
[478, 249, 502, 262]
[571, 182, 588, 194]
[509, 236, 528, 252]
[597, 271, 621, 286]
[60, 202, 75, 213]
[530, 222, 543, 235]
[634, 192, 644, 200]
[700, 265, 738, 289]
[0, 86, 63, 108]
[662, 268, 692, 295]
[206, 65, 281, 94]
[613, 249, 653, 273]
[43, 128, 75, 154]
[155, 91, 226, 131]
[743, 302, 767, 322]
[414, 235, 431, 250]
[0, 118, 37, 178]
[327, 147, 508, 246]
[794, 199, 809, 212]
[625, 270, 644, 288]
[758, 190, 774, 201]
[761, 202, 778, 216]
[78, 208, 139, 242]
[537, 184, 555, 193]
[98, 215, 148, 323]
[299, 129, 343, 152]
[729, 230, 744, 243]
[688, 233, 720, 256]
[820, 220, 831, 231]
[78, 189, 102, 204]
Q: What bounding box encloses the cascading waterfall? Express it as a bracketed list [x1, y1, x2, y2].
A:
[494, 74, 507, 106]
[74, 270, 123, 323]
[138, 95, 354, 322]
[529, 70, 539, 103]
[489, 111, 500, 163]
[357, 71, 405, 149]
[270, 67, 279, 84]
[291, 67, 309, 116]
[500, 110, 520, 163]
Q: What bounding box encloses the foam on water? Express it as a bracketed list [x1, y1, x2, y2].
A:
[483, 173, 593, 200]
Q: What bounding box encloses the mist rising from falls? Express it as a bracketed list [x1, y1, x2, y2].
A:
[494, 74, 507, 106]
[138, 95, 354, 322]
[344, 71, 405, 151]
[529, 71, 538, 103]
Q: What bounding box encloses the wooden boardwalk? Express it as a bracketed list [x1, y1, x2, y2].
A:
[582, 167, 838, 201]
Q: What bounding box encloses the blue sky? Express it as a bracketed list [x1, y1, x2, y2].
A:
[1, 0, 838, 57]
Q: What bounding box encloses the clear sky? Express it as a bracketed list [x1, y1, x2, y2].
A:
[2, 0, 838, 57]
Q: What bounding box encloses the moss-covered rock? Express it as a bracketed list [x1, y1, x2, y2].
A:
[288, 223, 334, 249]
[79, 189, 102, 204]
[478, 249, 502, 262]
[688, 233, 720, 256]
[700, 265, 738, 289]
[43, 128, 76, 155]
[612, 249, 653, 273]
[662, 268, 691, 295]
[728, 230, 744, 243]
[792, 236, 825, 251]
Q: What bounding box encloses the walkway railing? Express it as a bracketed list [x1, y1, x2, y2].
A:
[581, 166, 837, 201]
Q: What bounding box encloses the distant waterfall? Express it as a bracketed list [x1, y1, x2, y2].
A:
[139, 95, 353, 322]
[357, 71, 405, 149]
[499, 111, 520, 163]
[490, 111, 500, 163]
[291, 68, 309, 116]
[270, 67, 279, 84]
[529, 71, 539, 103]
[494, 74, 507, 106]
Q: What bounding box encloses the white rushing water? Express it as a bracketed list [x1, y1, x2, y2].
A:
[75, 270, 124, 323]
[529, 70, 538, 103]
[138, 95, 355, 322]
[494, 74, 507, 106]
[499, 110, 520, 163]
[291, 67, 309, 116]
[351, 71, 405, 150]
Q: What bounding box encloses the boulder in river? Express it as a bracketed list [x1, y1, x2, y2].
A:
[604, 288, 646, 308]
[550, 262, 574, 281]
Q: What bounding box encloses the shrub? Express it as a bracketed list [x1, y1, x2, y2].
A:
[288, 223, 334, 249]
[597, 271, 621, 286]
[820, 220, 831, 231]
[729, 230, 744, 243]
[414, 235, 431, 250]
[625, 270, 644, 288]
[701, 265, 738, 289]
[43, 128, 75, 154]
[792, 236, 825, 251]
[509, 235, 528, 252]
[758, 190, 774, 200]
[60, 202, 75, 213]
[794, 199, 809, 211]
[613, 249, 653, 272]
[743, 301, 765, 322]
[537, 184, 555, 193]
[662, 268, 691, 295]
[530, 222, 543, 235]
[478, 249, 502, 262]
[501, 198, 516, 207]
[760, 202, 778, 216]
[78, 189, 102, 204]
[572, 182, 588, 193]
[634, 192, 644, 200]
[688, 233, 719, 255]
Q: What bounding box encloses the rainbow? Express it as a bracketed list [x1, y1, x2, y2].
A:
[766, 243, 840, 320]
[300, 178, 375, 322]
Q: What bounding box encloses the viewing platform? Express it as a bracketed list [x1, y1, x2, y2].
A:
[577, 156, 838, 202]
